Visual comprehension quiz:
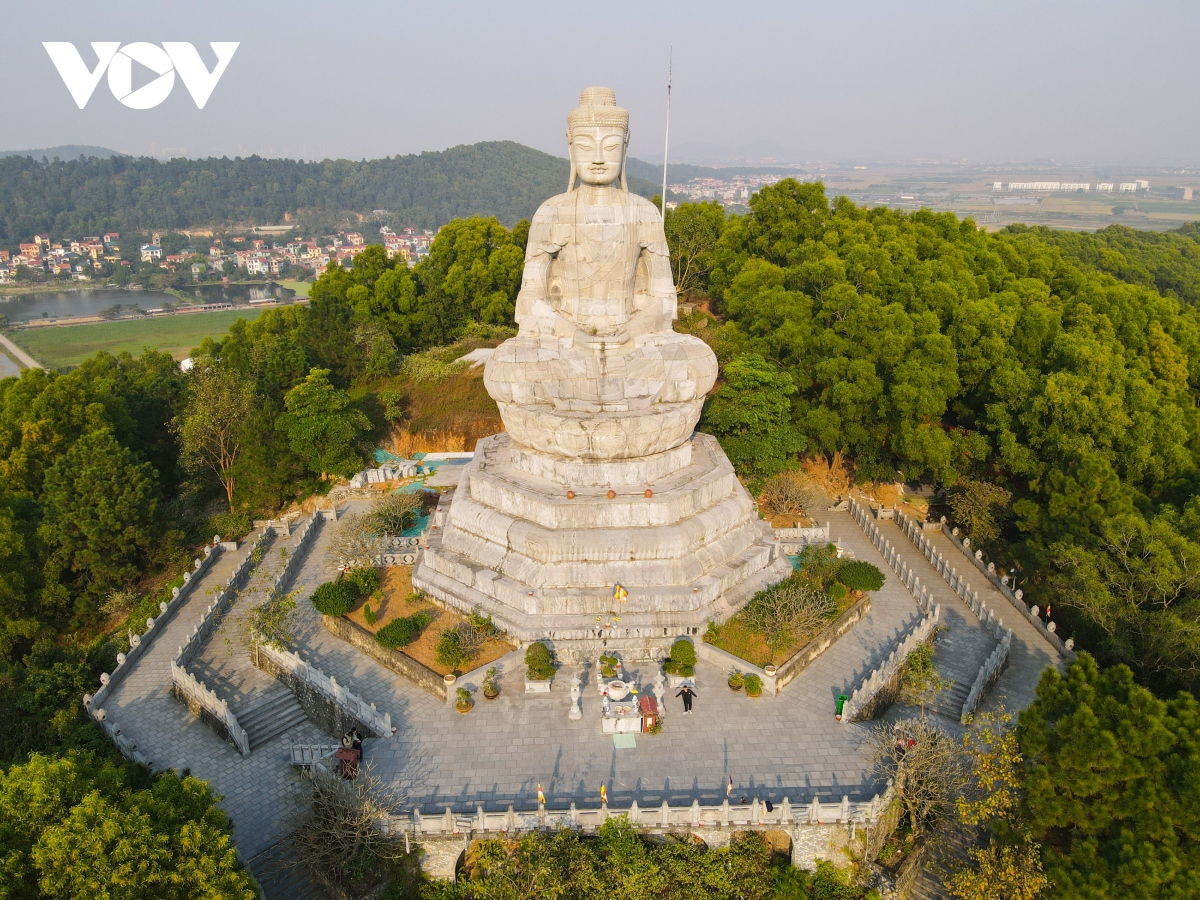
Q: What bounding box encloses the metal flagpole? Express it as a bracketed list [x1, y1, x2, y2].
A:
[661, 47, 672, 218]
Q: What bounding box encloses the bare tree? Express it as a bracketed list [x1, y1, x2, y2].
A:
[867, 718, 969, 838]
[176, 361, 256, 511]
[365, 490, 422, 535]
[327, 512, 385, 569]
[743, 580, 835, 650]
[286, 763, 408, 898]
[758, 469, 824, 522]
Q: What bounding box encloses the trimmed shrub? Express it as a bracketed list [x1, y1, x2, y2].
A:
[744, 673, 763, 696]
[363, 602, 377, 625]
[525, 641, 555, 680]
[829, 582, 848, 602]
[838, 560, 885, 592]
[344, 567, 380, 597]
[208, 511, 253, 541]
[669, 639, 696, 667]
[376, 612, 431, 648]
[311, 581, 356, 617]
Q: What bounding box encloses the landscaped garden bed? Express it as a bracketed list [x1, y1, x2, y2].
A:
[705, 544, 883, 680]
[318, 566, 515, 699]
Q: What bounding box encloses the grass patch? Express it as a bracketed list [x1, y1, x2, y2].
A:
[279, 279, 310, 298]
[9, 309, 265, 367]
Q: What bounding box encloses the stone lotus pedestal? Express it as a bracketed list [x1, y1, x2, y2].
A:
[413, 431, 790, 660]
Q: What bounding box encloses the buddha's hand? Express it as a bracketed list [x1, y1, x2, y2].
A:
[572, 326, 633, 352]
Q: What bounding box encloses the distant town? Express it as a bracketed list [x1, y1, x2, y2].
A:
[0, 224, 434, 287]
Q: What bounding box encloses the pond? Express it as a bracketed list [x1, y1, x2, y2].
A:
[0, 283, 295, 324]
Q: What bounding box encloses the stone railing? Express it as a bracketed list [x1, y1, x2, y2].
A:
[397, 790, 891, 837]
[170, 660, 250, 754]
[961, 630, 1012, 724]
[254, 642, 392, 738]
[175, 525, 274, 669]
[167, 525, 274, 755]
[932, 519, 1075, 660]
[380, 534, 421, 566]
[265, 514, 321, 603]
[847, 499, 935, 615]
[841, 605, 940, 723]
[892, 510, 1007, 642]
[84, 544, 221, 719]
[772, 523, 831, 547]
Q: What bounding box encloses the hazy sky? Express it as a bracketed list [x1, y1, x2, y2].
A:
[2, 0, 1197, 165]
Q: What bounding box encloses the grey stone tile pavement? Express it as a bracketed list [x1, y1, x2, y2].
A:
[97, 504, 1061, 863]
[102, 533, 324, 860]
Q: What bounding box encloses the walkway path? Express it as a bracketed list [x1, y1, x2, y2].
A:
[284, 505, 924, 815]
[0, 331, 41, 369]
[101, 533, 324, 860]
[920, 528, 1065, 715]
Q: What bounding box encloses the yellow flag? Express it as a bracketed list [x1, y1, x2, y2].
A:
[600, 783, 608, 804]
[537, 784, 545, 805]
[613, 583, 628, 602]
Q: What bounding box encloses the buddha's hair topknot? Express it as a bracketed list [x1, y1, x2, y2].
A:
[567, 86, 628, 137]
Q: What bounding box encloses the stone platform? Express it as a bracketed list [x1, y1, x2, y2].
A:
[413, 432, 791, 655]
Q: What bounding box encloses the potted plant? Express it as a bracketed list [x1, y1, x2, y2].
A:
[455, 686, 473, 713]
[599, 654, 619, 678]
[483, 666, 500, 700]
[524, 641, 555, 692]
[744, 673, 763, 698]
[728, 671, 744, 692]
[662, 639, 696, 688]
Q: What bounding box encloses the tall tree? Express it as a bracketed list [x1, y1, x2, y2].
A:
[177, 364, 256, 511]
[38, 429, 159, 613]
[277, 368, 370, 478]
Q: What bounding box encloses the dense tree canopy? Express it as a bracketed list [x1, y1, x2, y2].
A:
[0, 751, 256, 900]
[675, 182, 1200, 694]
[1016, 655, 1200, 900]
[0, 143, 660, 242]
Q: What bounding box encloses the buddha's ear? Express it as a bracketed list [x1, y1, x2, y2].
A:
[567, 130, 577, 191]
[619, 137, 628, 192]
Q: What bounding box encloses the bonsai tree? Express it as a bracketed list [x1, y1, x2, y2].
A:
[482, 666, 499, 699]
[525, 641, 555, 680]
[311, 581, 356, 616]
[728, 671, 744, 691]
[455, 686, 473, 712]
[744, 673, 763, 697]
[662, 639, 696, 677]
[599, 654, 619, 678]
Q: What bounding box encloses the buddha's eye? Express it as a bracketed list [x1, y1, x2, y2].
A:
[602, 139, 622, 152]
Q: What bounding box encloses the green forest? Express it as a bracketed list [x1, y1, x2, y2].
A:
[0, 143, 660, 241]
[4, 182, 1200, 898]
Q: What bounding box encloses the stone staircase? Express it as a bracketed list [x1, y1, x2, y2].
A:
[247, 841, 327, 900]
[929, 618, 997, 722]
[237, 683, 308, 751]
[907, 821, 980, 900]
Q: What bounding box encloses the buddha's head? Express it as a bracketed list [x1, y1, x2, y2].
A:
[567, 86, 628, 190]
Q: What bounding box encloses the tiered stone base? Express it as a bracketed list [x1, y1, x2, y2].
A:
[412, 432, 791, 658]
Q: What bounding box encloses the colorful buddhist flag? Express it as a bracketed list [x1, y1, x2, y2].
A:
[537, 784, 545, 805]
[600, 783, 608, 804]
[613, 583, 628, 602]
[727, 775, 733, 798]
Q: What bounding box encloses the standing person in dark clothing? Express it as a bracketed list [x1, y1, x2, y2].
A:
[676, 684, 696, 714]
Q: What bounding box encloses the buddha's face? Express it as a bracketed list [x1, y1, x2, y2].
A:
[570, 125, 626, 186]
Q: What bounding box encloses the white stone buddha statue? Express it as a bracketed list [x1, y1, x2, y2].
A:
[484, 86, 718, 460]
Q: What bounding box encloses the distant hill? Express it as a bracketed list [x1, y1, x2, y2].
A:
[0, 142, 662, 242]
[0, 145, 121, 160]
[625, 156, 798, 184]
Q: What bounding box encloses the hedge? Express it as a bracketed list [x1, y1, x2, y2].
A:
[837, 560, 885, 592]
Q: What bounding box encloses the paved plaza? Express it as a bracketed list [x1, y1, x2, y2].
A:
[96, 499, 1064, 863]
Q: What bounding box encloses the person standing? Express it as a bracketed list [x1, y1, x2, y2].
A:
[676, 684, 696, 714]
